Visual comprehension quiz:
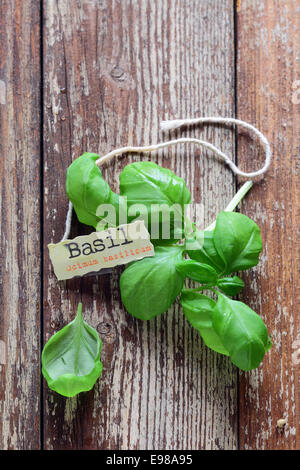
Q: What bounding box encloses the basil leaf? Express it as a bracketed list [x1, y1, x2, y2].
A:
[213, 211, 262, 274]
[42, 303, 103, 398]
[175, 259, 218, 284]
[217, 276, 245, 296]
[186, 231, 226, 274]
[120, 245, 185, 320]
[212, 294, 272, 371]
[66, 152, 123, 229]
[119, 162, 191, 242]
[180, 291, 229, 355]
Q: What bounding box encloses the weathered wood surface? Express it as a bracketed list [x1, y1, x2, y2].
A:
[0, 0, 299, 450]
[236, 0, 300, 450]
[0, 1, 41, 449]
[43, 0, 237, 450]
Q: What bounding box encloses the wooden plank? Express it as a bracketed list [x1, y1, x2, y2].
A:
[0, 1, 41, 449]
[43, 0, 237, 449]
[236, 0, 300, 450]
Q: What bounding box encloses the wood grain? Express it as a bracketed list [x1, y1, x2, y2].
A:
[236, 0, 300, 450]
[0, 0, 41, 449]
[43, 0, 237, 450]
[1, 0, 297, 451]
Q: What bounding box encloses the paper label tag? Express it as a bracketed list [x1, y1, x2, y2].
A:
[48, 221, 155, 281]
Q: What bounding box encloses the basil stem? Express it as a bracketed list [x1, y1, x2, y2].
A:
[205, 180, 253, 231]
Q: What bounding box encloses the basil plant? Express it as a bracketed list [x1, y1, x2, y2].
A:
[49, 153, 272, 387]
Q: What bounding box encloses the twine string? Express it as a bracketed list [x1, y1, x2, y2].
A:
[61, 117, 271, 241]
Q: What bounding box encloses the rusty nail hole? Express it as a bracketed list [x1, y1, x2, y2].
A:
[98, 322, 112, 335]
[276, 418, 287, 431]
[110, 65, 125, 80]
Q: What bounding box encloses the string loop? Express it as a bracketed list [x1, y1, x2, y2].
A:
[160, 116, 271, 177]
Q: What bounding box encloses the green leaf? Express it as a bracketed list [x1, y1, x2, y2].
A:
[120, 245, 185, 320]
[180, 291, 229, 355]
[175, 259, 218, 284]
[66, 152, 123, 229]
[186, 231, 226, 274]
[41, 303, 103, 398]
[119, 161, 191, 242]
[213, 211, 262, 274]
[212, 294, 272, 371]
[217, 276, 245, 296]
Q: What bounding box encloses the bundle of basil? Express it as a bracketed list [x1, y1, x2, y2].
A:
[42, 153, 272, 397]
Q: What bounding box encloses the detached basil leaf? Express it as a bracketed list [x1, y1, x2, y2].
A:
[66, 152, 123, 229]
[212, 294, 272, 371]
[180, 291, 229, 355]
[217, 276, 245, 296]
[42, 303, 103, 398]
[175, 259, 218, 284]
[213, 211, 262, 274]
[186, 231, 226, 274]
[120, 162, 191, 242]
[120, 245, 184, 320]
